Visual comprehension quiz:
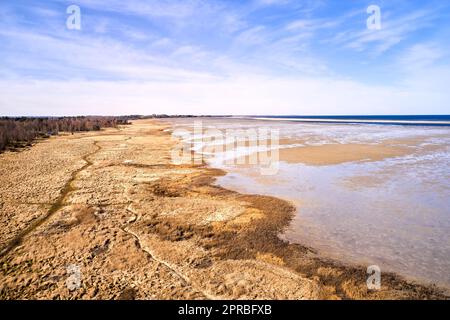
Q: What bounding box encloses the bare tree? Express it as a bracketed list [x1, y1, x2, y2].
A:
[0, 116, 133, 152]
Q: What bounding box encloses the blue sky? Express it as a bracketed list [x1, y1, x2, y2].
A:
[1, 0, 450, 115]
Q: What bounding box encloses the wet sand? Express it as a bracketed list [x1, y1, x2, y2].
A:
[278, 143, 412, 165]
[0, 119, 448, 299]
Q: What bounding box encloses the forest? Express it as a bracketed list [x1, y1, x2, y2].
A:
[0, 116, 132, 152]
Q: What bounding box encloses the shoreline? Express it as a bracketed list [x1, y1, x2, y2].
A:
[0, 119, 448, 299]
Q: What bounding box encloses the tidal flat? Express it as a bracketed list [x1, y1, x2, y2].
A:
[0, 119, 448, 299]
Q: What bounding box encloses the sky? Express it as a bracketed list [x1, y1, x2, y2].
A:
[0, 0, 450, 116]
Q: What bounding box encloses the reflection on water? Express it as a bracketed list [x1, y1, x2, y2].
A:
[165, 118, 450, 287]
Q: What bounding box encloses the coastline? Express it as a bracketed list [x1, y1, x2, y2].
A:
[169, 116, 450, 290]
[164, 118, 450, 298]
[0, 119, 448, 299]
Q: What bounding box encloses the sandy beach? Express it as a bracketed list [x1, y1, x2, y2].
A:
[0, 119, 448, 300]
[169, 117, 450, 287]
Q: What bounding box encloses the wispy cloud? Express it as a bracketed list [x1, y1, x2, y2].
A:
[398, 42, 446, 70]
[1, 0, 450, 115]
[330, 8, 440, 54]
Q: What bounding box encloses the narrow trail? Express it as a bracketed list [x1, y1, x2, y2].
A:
[123, 225, 221, 300]
[122, 195, 221, 299]
[0, 141, 102, 258]
[2, 128, 219, 298]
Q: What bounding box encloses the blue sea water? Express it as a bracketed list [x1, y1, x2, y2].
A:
[246, 115, 450, 126]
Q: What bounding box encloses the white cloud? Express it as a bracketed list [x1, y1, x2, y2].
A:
[254, 0, 291, 6]
[235, 26, 267, 45]
[69, 0, 203, 18]
[1, 73, 448, 116]
[1, 1, 449, 116]
[399, 43, 445, 70]
[330, 9, 438, 54]
[0, 26, 218, 81]
[396, 43, 450, 94]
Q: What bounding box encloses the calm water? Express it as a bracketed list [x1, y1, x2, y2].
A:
[165, 117, 450, 287]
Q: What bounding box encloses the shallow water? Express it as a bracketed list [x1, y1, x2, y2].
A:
[164, 118, 450, 287]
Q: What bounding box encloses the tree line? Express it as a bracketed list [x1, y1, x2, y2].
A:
[0, 116, 132, 152]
